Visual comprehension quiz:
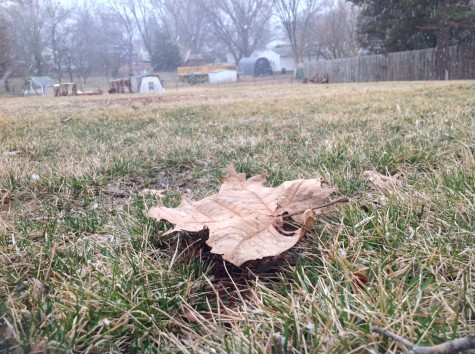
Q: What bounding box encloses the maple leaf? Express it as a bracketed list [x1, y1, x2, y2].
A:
[147, 165, 347, 266]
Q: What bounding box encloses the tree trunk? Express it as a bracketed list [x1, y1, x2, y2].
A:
[436, 24, 450, 80]
[436, 0, 450, 80]
[4, 78, 10, 92]
[35, 53, 43, 76]
[56, 67, 63, 83]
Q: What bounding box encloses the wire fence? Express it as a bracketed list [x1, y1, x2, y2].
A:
[6, 45, 474, 97]
[0, 72, 300, 97]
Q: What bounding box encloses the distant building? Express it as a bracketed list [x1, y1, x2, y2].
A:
[252, 45, 295, 72]
[184, 50, 205, 66]
[226, 53, 236, 65]
[139, 75, 165, 93]
[226, 42, 320, 73]
[139, 48, 151, 62]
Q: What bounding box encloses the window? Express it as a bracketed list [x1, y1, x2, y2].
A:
[148, 81, 155, 91]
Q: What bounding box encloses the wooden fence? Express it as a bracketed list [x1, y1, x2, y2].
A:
[304, 45, 475, 83]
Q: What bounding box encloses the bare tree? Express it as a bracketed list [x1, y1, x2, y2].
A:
[295, 0, 360, 61]
[93, 7, 137, 80]
[316, 0, 359, 59]
[113, 0, 155, 59]
[204, 0, 274, 63]
[108, 1, 137, 77]
[9, 0, 51, 76]
[274, 0, 320, 64]
[149, 0, 172, 30]
[0, 11, 13, 91]
[70, 2, 102, 84]
[46, 0, 69, 82]
[1, 1, 20, 89]
[161, 0, 210, 52]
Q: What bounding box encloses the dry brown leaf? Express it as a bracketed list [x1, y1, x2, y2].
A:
[181, 308, 200, 324]
[31, 278, 45, 301]
[139, 188, 165, 197]
[352, 271, 369, 288]
[362, 171, 404, 192]
[147, 165, 346, 266]
[0, 189, 19, 212]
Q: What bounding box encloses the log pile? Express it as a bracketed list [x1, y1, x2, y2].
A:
[108, 79, 132, 94]
[303, 73, 329, 84]
[53, 83, 78, 96]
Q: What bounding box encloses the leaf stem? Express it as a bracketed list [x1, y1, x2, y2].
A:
[283, 197, 349, 218]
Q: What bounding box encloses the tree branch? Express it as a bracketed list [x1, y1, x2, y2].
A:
[371, 326, 475, 354]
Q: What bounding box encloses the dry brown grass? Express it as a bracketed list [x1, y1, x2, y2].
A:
[0, 80, 474, 353]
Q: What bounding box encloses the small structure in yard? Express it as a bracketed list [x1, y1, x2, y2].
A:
[138, 75, 164, 93]
[253, 46, 296, 72]
[108, 75, 164, 94]
[53, 83, 77, 97]
[237, 57, 273, 77]
[21, 76, 55, 97]
[208, 69, 238, 84]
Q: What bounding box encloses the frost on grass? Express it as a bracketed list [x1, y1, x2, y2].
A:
[147, 164, 347, 266]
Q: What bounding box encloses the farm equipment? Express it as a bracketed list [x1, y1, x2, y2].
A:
[177, 64, 236, 83]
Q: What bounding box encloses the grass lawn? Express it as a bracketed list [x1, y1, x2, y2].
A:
[0, 80, 474, 353]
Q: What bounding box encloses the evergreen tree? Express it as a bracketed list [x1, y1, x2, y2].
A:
[151, 31, 182, 71]
[349, 0, 475, 78]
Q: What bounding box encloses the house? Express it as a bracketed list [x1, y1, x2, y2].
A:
[252, 45, 295, 73]
[226, 53, 237, 65]
[21, 76, 55, 96]
[184, 50, 205, 66]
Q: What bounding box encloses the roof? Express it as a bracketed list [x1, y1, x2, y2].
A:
[184, 50, 204, 63]
[30, 76, 54, 87]
[187, 53, 203, 61]
[109, 76, 137, 82]
[266, 40, 288, 49]
[238, 57, 260, 75]
[109, 75, 160, 82]
[209, 69, 236, 74]
[272, 46, 293, 57]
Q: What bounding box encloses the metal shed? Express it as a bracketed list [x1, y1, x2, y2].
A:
[237, 57, 273, 77]
[139, 75, 165, 93]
